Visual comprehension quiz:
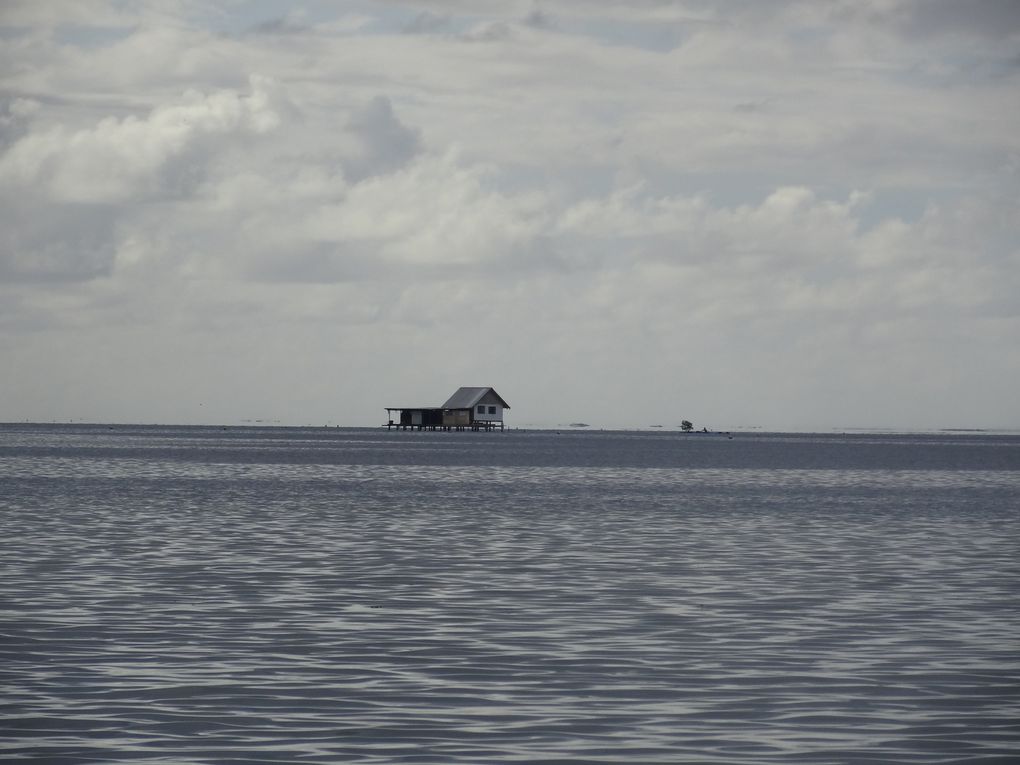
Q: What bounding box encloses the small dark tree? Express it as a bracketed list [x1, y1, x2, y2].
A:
[681, 420, 694, 432]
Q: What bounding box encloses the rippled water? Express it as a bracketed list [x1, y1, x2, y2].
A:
[2, 425, 1019, 764]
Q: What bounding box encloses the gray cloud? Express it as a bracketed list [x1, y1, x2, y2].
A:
[461, 21, 515, 42]
[403, 11, 452, 35]
[0, 194, 116, 283]
[342, 96, 422, 182]
[251, 17, 310, 36]
[896, 0, 1020, 39]
[523, 9, 558, 31]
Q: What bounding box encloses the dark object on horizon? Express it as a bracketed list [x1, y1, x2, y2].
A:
[569, 423, 590, 428]
[385, 387, 510, 431]
[681, 420, 694, 432]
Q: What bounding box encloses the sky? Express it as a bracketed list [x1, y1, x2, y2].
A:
[1, 0, 1018, 431]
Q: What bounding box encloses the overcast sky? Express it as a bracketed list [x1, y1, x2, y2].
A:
[2, 1, 1018, 431]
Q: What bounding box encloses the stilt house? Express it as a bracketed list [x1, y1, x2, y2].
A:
[385, 387, 510, 431]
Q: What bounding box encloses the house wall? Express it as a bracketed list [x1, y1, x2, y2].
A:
[473, 404, 503, 422]
[473, 390, 507, 422]
[476, 391, 506, 408]
[443, 410, 470, 427]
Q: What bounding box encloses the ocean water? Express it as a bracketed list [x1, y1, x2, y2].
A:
[2, 424, 1019, 764]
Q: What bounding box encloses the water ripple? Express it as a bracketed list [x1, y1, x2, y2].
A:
[2, 427, 1018, 763]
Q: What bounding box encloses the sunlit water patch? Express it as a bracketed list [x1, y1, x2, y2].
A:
[2, 425, 1019, 763]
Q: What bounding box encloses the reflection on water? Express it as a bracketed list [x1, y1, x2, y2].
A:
[2, 426, 1019, 763]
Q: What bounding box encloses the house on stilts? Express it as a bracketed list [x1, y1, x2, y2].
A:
[385, 387, 510, 431]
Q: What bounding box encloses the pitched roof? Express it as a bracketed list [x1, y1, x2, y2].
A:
[441, 387, 510, 410]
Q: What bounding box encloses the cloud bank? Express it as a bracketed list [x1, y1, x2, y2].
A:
[1, 1, 1017, 429]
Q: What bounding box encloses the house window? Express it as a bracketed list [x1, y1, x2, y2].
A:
[477, 405, 485, 414]
[488, 406, 497, 414]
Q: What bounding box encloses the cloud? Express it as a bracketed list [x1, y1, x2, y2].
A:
[341, 96, 422, 182]
[887, 0, 1020, 40]
[0, 76, 285, 203]
[1, 1, 1017, 429]
[461, 20, 516, 42]
[523, 9, 558, 31]
[0, 0, 135, 27]
[252, 15, 310, 36]
[403, 11, 452, 35]
[0, 194, 117, 283]
[0, 96, 40, 146]
[0, 77, 289, 285]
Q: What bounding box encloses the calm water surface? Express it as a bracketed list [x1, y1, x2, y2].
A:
[2, 425, 1019, 764]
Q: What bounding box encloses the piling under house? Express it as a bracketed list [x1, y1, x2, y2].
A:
[385, 387, 510, 431]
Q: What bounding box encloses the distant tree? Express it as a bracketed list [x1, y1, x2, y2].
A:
[681, 420, 694, 432]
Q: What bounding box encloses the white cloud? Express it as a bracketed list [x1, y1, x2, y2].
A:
[0, 75, 284, 203]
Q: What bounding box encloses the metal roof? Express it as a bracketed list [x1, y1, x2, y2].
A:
[441, 387, 510, 410]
